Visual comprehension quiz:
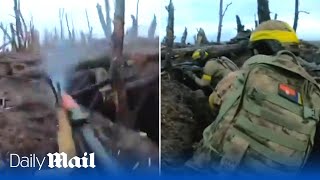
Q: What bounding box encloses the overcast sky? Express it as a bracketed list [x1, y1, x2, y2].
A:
[0, 0, 160, 42]
[161, 0, 320, 43]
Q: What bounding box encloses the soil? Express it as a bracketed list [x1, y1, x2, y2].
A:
[161, 76, 213, 174]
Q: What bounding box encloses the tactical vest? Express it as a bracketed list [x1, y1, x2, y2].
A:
[202, 50, 320, 175]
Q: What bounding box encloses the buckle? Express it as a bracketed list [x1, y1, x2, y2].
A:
[304, 107, 319, 121]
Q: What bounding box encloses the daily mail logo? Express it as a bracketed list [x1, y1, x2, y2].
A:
[9, 152, 95, 170]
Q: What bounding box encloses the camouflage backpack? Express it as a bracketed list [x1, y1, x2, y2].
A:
[196, 50, 320, 175]
[201, 57, 239, 90]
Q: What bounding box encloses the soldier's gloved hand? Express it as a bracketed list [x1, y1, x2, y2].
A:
[61, 93, 79, 111]
[61, 93, 89, 125]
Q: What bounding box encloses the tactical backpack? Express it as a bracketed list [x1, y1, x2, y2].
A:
[202, 57, 239, 91]
[198, 50, 320, 175]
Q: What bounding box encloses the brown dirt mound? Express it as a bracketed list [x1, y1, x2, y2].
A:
[161, 77, 213, 173]
[0, 76, 58, 162]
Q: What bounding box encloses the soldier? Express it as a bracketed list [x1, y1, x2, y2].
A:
[186, 20, 320, 175]
[187, 49, 238, 89]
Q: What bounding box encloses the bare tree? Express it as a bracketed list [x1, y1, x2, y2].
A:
[0, 23, 11, 41]
[1, 24, 10, 51]
[165, 0, 174, 49]
[181, 27, 187, 45]
[65, 13, 72, 40]
[59, 8, 65, 40]
[128, 0, 140, 38]
[97, 3, 108, 38]
[10, 23, 17, 51]
[13, 0, 24, 50]
[293, 0, 310, 31]
[164, 0, 174, 69]
[236, 15, 244, 32]
[134, 0, 140, 37]
[109, 0, 129, 127]
[197, 28, 209, 45]
[257, 0, 271, 24]
[148, 14, 157, 39]
[217, 0, 232, 43]
[85, 9, 93, 39]
[104, 0, 112, 37]
[96, 0, 112, 38]
[254, 14, 258, 27]
[71, 16, 75, 41]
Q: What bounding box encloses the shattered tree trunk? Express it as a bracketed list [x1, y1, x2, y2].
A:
[217, 0, 232, 43]
[217, 0, 223, 43]
[59, 8, 65, 40]
[1, 30, 6, 51]
[14, 0, 23, 50]
[71, 18, 76, 41]
[181, 27, 187, 45]
[236, 15, 244, 32]
[110, 0, 130, 127]
[105, 0, 112, 38]
[65, 14, 72, 40]
[130, 15, 138, 38]
[134, 0, 140, 37]
[97, 0, 112, 38]
[20, 11, 28, 49]
[254, 14, 258, 27]
[257, 0, 271, 24]
[97, 4, 109, 38]
[148, 15, 157, 39]
[85, 10, 93, 40]
[10, 23, 17, 51]
[293, 0, 299, 31]
[164, 0, 174, 67]
[196, 28, 209, 45]
[0, 23, 11, 51]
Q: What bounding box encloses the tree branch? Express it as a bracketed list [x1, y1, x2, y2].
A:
[222, 2, 232, 17]
[299, 10, 310, 14]
[65, 13, 72, 40]
[85, 9, 93, 38]
[96, 3, 109, 38]
[59, 8, 65, 40]
[0, 23, 11, 40]
[0, 41, 11, 50]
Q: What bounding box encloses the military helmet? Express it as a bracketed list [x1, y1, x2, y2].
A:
[249, 20, 300, 55]
[192, 49, 209, 60]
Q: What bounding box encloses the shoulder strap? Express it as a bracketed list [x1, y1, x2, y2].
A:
[244, 52, 319, 87]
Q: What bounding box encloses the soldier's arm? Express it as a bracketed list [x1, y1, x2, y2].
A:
[193, 74, 211, 87]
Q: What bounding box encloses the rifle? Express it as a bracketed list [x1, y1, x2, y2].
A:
[38, 77, 121, 176]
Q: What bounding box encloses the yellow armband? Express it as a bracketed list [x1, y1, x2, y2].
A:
[202, 74, 212, 81]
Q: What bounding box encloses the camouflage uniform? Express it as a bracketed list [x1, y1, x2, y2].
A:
[186, 20, 320, 175]
[190, 57, 239, 88]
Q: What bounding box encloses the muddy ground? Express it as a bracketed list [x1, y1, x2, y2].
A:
[161, 75, 213, 174]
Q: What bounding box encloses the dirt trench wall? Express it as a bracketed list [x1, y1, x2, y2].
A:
[161, 77, 213, 173]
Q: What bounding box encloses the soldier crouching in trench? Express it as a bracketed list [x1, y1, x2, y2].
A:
[184, 20, 320, 175]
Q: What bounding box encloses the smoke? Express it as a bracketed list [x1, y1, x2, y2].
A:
[41, 41, 88, 90]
